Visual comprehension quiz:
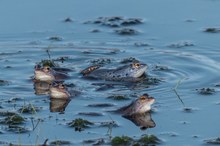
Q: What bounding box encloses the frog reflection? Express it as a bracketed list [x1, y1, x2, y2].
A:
[33, 81, 50, 95]
[50, 98, 70, 113]
[123, 112, 155, 130]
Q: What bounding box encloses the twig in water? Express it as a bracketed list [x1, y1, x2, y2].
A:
[46, 49, 51, 60]
[31, 118, 41, 131]
[173, 78, 186, 107]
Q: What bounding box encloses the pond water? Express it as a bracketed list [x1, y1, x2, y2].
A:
[1, 0, 220, 145]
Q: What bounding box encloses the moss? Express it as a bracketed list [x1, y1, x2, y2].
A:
[68, 118, 94, 131]
[111, 136, 133, 146]
[1, 114, 25, 125]
[138, 134, 161, 144]
[18, 104, 39, 114]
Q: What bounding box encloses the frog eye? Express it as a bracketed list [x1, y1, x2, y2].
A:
[140, 95, 146, 100]
[132, 63, 141, 68]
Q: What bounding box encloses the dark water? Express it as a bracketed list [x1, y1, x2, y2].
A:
[1, 0, 220, 145]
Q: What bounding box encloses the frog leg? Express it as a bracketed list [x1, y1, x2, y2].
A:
[80, 65, 100, 76]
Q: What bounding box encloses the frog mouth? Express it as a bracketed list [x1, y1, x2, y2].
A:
[35, 70, 55, 80]
[133, 65, 147, 78]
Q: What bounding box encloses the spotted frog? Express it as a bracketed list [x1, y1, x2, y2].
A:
[81, 62, 147, 81]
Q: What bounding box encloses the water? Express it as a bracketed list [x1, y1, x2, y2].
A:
[1, 0, 220, 145]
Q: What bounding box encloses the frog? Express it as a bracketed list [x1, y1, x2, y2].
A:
[34, 65, 69, 82]
[81, 62, 147, 81]
[49, 83, 71, 99]
[116, 94, 155, 116]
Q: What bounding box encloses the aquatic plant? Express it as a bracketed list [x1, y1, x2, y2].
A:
[138, 134, 161, 144]
[0, 80, 10, 86]
[67, 118, 94, 131]
[0, 114, 25, 125]
[204, 27, 220, 33]
[204, 137, 220, 144]
[120, 57, 139, 64]
[196, 87, 215, 95]
[107, 95, 130, 100]
[111, 136, 133, 146]
[38, 59, 57, 67]
[50, 140, 71, 145]
[18, 103, 39, 114]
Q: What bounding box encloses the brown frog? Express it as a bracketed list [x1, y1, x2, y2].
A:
[34, 65, 69, 82]
[116, 94, 155, 116]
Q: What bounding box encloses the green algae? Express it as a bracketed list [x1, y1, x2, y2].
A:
[111, 135, 161, 146]
[111, 136, 133, 146]
[138, 134, 161, 145]
[67, 118, 94, 131]
[18, 104, 39, 114]
[39, 59, 57, 67]
[0, 114, 25, 125]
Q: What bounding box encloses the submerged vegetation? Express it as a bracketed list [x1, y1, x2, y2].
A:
[67, 118, 94, 131]
[111, 135, 161, 146]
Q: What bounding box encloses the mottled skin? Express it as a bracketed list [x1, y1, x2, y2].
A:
[34, 65, 69, 82]
[49, 83, 71, 99]
[117, 94, 155, 116]
[82, 63, 147, 81]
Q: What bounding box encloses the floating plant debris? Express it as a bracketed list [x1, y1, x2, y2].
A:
[90, 58, 112, 65]
[120, 57, 140, 64]
[196, 88, 215, 95]
[204, 137, 220, 144]
[50, 140, 72, 145]
[138, 134, 161, 144]
[153, 65, 169, 71]
[6, 125, 30, 133]
[18, 104, 40, 114]
[204, 27, 220, 33]
[111, 136, 133, 146]
[121, 18, 143, 26]
[99, 120, 118, 127]
[38, 59, 58, 67]
[83, 138, 105, 145]
[86, 16, 143, 28]
[48, 36, 63, 41]
[134, 42, 149, 47]
[63, 17, 73, 23]
[0, 114, 25, 125]
[87, 103, 115, 107]
[107, 95, 130, 100]
[0, 110, 18, 117]
[0, 80, 10, 86]
[115, 28, 138, 35]
[168, 41, 194, 48]
[67, 118, 94, 131]
[90, 29, 101, 33]
[78, 112, 103, 116]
